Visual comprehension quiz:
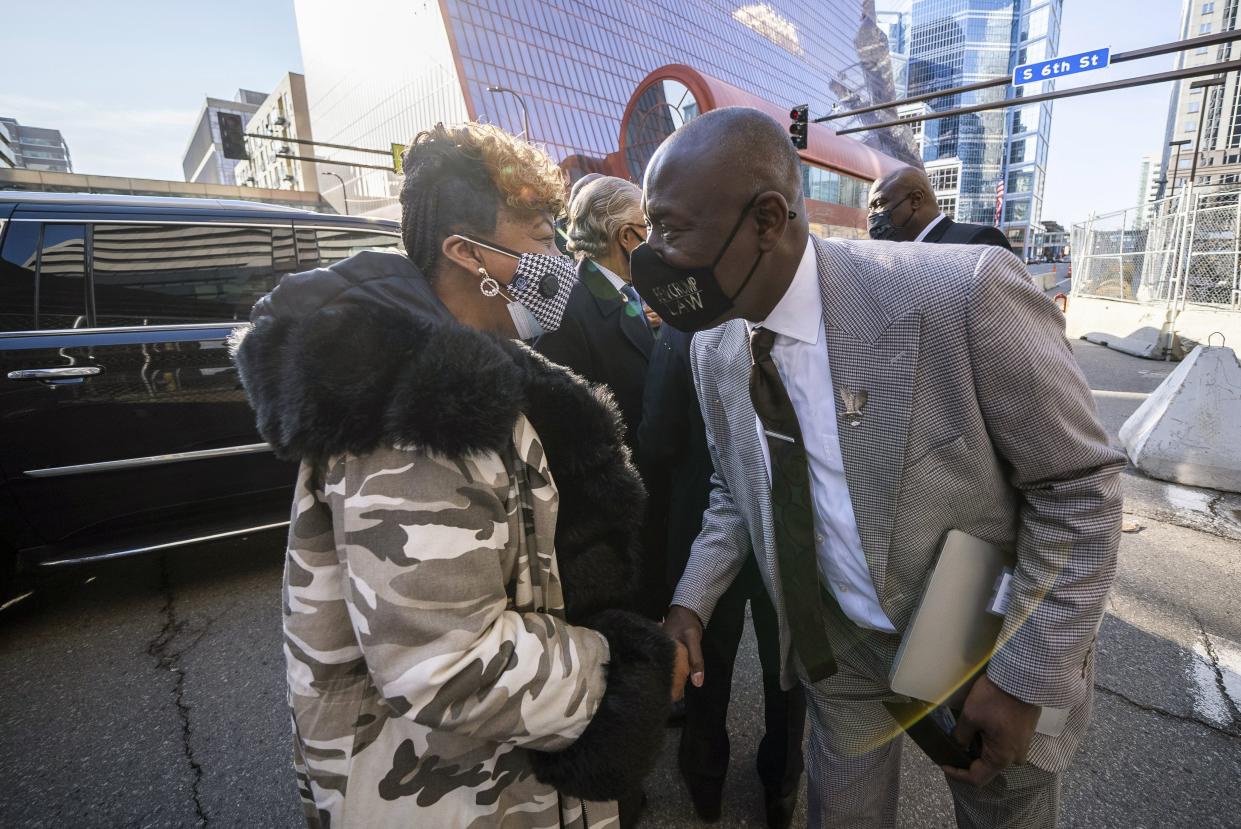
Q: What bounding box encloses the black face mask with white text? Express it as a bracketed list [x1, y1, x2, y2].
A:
[629, 194, 766, 333]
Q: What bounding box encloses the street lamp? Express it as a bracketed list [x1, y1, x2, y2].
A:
[321, 171, 349, 216]
[1186, 76, 1227, 194]
[487, 85, 531, 139]
[1168, 139, 1191, 197]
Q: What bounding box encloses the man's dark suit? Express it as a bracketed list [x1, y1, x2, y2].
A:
[537, 258, 653, 447]
[537, 258, 665, 630]
[537, 257, 657, 828]
[921, 215, 1013, 250]
[639, 327, 805, 820]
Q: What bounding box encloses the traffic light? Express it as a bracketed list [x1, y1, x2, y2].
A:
[789, 104, 809, 150]
[217, 112, 248, 161]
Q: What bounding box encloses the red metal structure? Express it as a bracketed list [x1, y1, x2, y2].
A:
[600, 65, 907, 235]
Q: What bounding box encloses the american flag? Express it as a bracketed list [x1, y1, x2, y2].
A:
[994, 181, 1005, 227]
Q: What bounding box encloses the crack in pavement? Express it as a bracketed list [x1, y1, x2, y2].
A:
[1095, 683, 1241, 740]
[1194, 613, 1241, 729]
[145, 555, 209, 828]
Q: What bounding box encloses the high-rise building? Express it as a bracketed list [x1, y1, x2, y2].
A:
[1159, 0, 1240, 198]
[1136, 153, 1164, 225]
[0, 121, 16, 169]
[181, 90, 266, 185]
[878, 0, 1062, 257]
[291, 0, 919, 221]
[235, 73, 318, 192]
[0, 117, 73, 173]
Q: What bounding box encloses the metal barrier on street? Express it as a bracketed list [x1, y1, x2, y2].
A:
[1070, 186, 1241, 357]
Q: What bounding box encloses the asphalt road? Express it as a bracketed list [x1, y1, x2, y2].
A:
[1, 342, 1238, 828]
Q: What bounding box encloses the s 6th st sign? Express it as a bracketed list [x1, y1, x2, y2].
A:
[1014, 47, 1111, 86]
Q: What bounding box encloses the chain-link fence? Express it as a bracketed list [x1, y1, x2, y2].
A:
[1072, 187, 1241, 309]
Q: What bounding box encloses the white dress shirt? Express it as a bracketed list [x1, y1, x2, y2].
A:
[915, 212, 948, 242]
[754, 240, 896, 633]
[594, 262, 628, 296]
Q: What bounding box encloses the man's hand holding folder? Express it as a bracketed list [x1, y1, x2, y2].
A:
[943, 674, 1042, 787]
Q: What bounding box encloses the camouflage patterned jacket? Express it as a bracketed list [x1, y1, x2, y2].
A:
[233, 251, 675, 828]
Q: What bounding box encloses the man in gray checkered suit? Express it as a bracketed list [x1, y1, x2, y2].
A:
[629, 107, 1125, 828]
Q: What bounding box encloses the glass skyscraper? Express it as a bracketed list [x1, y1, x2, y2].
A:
[292, 0, 918, 220]
[878, 0, 1061, 256]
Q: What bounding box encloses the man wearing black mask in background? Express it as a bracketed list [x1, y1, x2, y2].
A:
[867, 166, 1012, 250]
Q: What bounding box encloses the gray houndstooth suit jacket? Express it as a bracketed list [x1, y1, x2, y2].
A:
[671, 235, 1126, 773]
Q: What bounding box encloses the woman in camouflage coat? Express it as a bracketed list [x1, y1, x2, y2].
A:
[233, 123, 681, 828]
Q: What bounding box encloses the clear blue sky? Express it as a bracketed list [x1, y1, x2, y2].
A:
[0, 0, 303, 181]
[0, 0, 1185, 226]
[1041, 0, 1185, 226]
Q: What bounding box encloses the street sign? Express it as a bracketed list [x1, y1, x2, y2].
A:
[391, 142, 405, 175]
[1013, 47, 1110, 86]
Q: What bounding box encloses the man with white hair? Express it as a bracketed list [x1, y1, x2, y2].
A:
[539, 176, 654, 449]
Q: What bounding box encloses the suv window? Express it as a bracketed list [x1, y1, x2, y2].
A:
[39, 224, 89, 329]
[93, 223, 280, 326]
[294, 227, 401, 268]
[0, 221, 38, 331]
[0, 221, 87, 332]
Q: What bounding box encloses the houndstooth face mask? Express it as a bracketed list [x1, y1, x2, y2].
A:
[452, 235, 578, 341]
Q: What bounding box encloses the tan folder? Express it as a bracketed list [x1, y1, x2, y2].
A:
[888, 530, 1068, 736]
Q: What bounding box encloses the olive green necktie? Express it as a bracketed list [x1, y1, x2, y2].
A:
[749, 326, 837, 682]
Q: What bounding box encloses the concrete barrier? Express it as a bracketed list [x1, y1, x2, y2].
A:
[1064, 296, 1170, 358]
[1118, 345, 1241, 493]
[1065, 295, 1241, 360]
[1027, 263, 1063, 291]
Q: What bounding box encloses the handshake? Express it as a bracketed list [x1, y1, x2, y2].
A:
[664, 605, 704, 702]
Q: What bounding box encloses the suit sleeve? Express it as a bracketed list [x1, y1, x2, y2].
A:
[966, 247, 1125, 708]
[669, 335, 754, 627]
[972, 225, 1013, 251]
[332, 447, 673, 786]
[637, 331, 691, 470]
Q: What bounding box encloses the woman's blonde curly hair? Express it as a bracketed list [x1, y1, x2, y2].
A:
[397, 122, 568, 276]
[466, 122, 566, 214]
[399, 122, 567, 277]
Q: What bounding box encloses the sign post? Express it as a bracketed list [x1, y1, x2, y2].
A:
[1013, 48, 1111, 87]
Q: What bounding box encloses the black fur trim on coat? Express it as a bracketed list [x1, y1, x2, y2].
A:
[231, 251, 647, 617]
[529, 609, 676, 800]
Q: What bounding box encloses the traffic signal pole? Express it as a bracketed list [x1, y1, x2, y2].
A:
[816, 28, 1241, 126]
[832, 56, 1241, 135]
[243, 133, 393, 156]
[272, 153, 398, 173]
[233, 127, 406, 173]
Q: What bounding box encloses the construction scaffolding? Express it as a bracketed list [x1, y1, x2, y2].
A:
[1069, 186, 1241, 358]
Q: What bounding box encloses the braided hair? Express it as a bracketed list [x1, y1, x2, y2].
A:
[399, 123, 567, 279]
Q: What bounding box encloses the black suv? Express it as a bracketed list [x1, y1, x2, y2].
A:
[0, 193, 402, 593]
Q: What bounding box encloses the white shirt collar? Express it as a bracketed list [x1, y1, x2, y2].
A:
[593, 261, 628, 294]
[915, 212, 948, 242]
[756, 237, 821, 345]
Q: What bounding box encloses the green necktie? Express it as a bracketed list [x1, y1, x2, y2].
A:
[749, 326, 837, 682]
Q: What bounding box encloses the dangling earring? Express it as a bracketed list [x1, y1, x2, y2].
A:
[478, 267, 501, 297]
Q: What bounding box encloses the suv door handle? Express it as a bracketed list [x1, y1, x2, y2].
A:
[7, 367, 104, 381]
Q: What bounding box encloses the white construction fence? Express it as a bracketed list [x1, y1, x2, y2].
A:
[1068, 187, 1241, 358]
